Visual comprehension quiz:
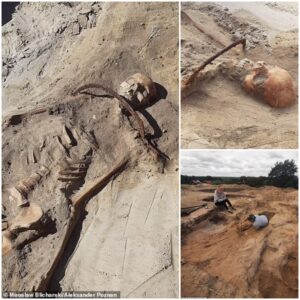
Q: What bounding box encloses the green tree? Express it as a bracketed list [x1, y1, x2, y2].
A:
[268, 159, 298, 188]
[269, 159, 297, 177]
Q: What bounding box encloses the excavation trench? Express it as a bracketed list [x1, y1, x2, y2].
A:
[182, 184, 298, 298]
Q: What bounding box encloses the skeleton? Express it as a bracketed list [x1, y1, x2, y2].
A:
[184, 59, 296, 108]
[3, 125, 89, 252]
[2, 105, 126, 258]
[2, 137, 92, 256]
[182, 39, 296, 108]
[72, 74, 168, 161]
[2, 73, 166, 291]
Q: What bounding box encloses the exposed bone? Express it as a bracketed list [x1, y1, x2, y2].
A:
[183, 56, 296, 108]
[22, 173, 42, 190]
[223, 58, 254, 80]
[59, 170, 87, 176]
[63, 126, 73, 146]
[2, 203, 43, 255]
[9, 203, 43, 233]
[72, 83, 146, 139]
[16, 182, 32, 196]
[58, 151, 91, 183]
[243, 64, 296, 108]
[34, 158, 128, 291]
[59, 160, 89, 170]
[63, 125, 77, 146]
[8, 166, 49, 207]
[58, 176, 84, 182]
[71, 158, 128, 206]
[15, 184, 31, 196]
[72, 127, 81, 141]
[72, 83, 167, 161]
[2, 231, 13, 255]
[64, 165, 88, 171]
[118, 73, 157, 108]
[8, 187, 29, 207]
[28, 149, 37, 164]
[223, 59, 296, 107]
[56, 136, 67, 152]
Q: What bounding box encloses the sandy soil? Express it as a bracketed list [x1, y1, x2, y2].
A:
[181, 2, 298, 149]
[2, 2, 178, 297]
[181, 184, 298, 298]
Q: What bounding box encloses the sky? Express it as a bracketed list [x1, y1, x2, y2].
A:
[181, 150, 298, 177]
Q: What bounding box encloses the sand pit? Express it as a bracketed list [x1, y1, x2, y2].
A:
[181, 184, 298, 298]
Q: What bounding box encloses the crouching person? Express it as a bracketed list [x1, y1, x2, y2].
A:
[240, 214, 269, 231]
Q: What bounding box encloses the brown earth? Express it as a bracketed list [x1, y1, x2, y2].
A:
[181, 184, 298, 298]
[181, 2, 298, 149]
[2, 2, 179, 297]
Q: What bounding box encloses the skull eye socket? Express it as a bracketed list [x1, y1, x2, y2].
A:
[136, 83, 147, 95]
[253, 73, 267, 87]
[128, 83, 138, 95]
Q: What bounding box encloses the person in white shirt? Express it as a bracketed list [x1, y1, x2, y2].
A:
[248, 214, 269, 229]
[240, 214, 269, 231]
[214, 185, 236, 212]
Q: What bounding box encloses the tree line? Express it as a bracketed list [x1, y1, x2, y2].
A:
[181, 159, 298, 189]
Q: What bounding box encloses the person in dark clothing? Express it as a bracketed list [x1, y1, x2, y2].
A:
[214, 185, 236, 212]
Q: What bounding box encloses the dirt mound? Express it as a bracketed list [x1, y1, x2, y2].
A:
[181, 184, 298, 298]
[2, 2, 178, 296]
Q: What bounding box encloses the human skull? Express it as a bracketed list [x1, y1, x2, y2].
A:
[118, 73, 156, 109]
[243, 63, 296, 108]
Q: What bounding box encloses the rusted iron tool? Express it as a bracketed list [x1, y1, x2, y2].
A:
[183, 38, 246, 87]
